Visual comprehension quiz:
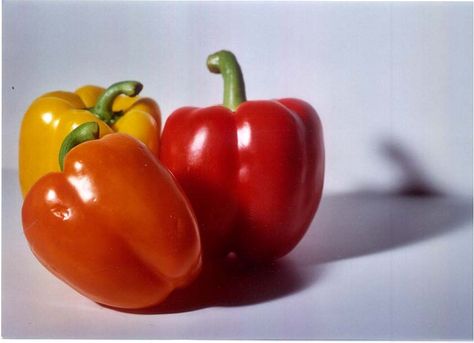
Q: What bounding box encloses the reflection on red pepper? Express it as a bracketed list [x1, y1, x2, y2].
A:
[160, 50, 324, 262]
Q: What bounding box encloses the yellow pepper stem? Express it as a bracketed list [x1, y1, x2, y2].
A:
[90, 81, 143, 125]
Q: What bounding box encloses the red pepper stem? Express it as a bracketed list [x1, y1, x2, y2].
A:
[90, 81, 143, 125]
[207, 50, 247, 111]
[59, 122, 100, 171]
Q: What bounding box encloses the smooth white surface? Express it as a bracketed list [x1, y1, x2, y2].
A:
[2, 1, 473, 339]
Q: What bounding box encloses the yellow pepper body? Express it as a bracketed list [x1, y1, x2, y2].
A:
[19, 82, 161, 197]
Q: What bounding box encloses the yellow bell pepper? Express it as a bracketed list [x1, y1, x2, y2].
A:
[19, 81, 161, 197]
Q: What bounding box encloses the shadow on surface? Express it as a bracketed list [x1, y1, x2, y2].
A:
[379, 139, 443, 197]
[294, 140, 472, 265]
[294, 191, 472, 266]
[118, 256, 323, 314]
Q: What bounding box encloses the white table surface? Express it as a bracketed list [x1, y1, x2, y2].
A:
[2, 169, 472, 339]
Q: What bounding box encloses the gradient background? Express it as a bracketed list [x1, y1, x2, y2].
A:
[2, 1, 473, 339]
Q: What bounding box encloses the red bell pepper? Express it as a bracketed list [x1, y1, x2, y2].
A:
[160, 50, 325, 262]
[22, 123, 202, 309]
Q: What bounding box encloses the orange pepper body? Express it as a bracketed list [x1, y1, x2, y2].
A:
[19, 83, 161, 197]
[22, 133, 201, 309]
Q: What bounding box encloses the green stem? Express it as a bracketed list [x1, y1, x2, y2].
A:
[59, 122, 100, 171]
[207, 50, 246, 111]
[90, 81, 143, 125]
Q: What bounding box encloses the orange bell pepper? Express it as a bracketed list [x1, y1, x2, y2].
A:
[22, 122, 202, 309]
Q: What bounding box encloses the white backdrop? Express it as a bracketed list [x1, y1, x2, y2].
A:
[3, 1, 472, 195]
[2, 1, 473, 339]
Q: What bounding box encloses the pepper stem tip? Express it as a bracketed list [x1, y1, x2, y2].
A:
[206, 50, 246, 111]
[90, 80, 143, 125]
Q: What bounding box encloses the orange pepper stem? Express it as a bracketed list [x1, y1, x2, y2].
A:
[59, 122, 100, 171]
[90, 81, 143, 125]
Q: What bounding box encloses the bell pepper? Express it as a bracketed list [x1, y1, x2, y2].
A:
[22, 122, 201, 309]
[19, 81, 161, 197]
[160, 50, 325, 262]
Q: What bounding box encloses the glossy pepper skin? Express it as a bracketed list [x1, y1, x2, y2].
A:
[160, 51, 325, 262]
[22, 123, 201, 309]
[19, 81, 161, 197]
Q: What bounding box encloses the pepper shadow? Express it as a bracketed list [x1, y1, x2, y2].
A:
[292, 140, 472, 266]
[293, 191, 472, 266]
[116, 255, 323, 314]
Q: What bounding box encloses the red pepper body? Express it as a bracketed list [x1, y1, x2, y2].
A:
[160, 98, 324, 261]
[22, 132, 202, 309]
